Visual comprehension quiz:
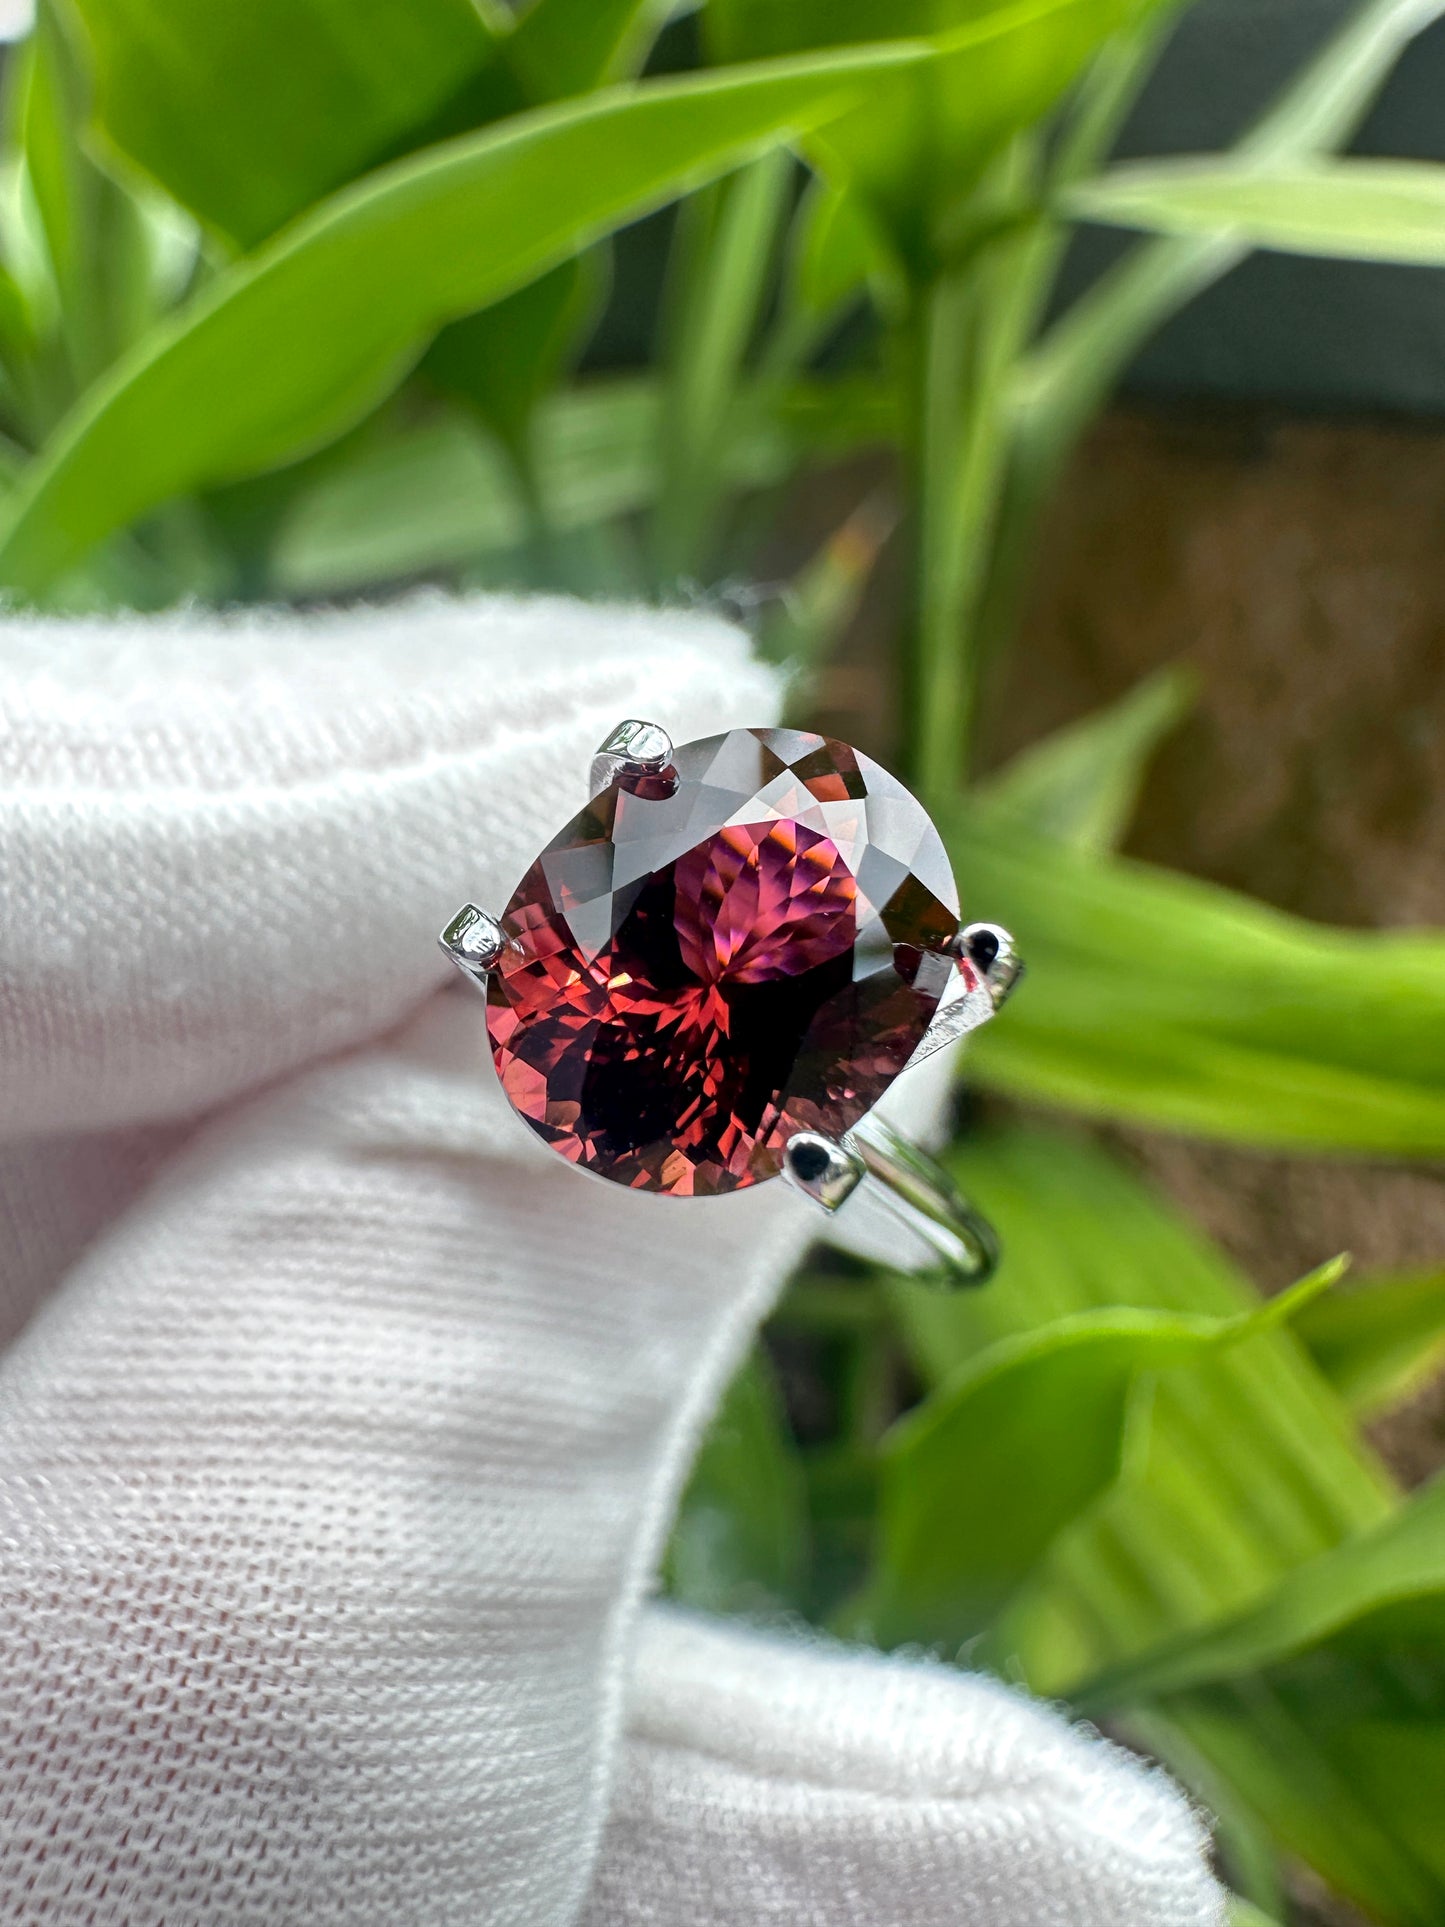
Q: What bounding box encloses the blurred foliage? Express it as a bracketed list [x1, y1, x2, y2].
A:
[3, 0, 1444, 1919]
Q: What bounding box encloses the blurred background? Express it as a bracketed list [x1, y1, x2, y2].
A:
[1, 2, 1443, 1922]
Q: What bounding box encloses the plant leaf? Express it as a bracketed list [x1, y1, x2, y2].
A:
[706, 0, 954, 62]
[663, 1346, 809, 1615]
[1015, 0, 1445, 532]
[422, 0, 666, 470]
[19, 0, 165, 399]
[1227, 1904, 1283, 1927]
[1142, 1692, 1445, 1924]
[0, 44, 929, 595]
[1297, 1267, 1445, 1418]
[264, 374, 876, 597]
[711, 0, 1164, 269]
[945, 803, 1445, 1156]
[1081, 1480, 1445, 1919]
[66, 0, 503, 247]
[1070, 158, 1445, 266]
[1081, 1473, 1445, 1708]
[862, 1261, 1343, 1651]
[787, 174, 885, 320]
[505, 0, 669, 102]
[893, 1125, 1395, 1682]
[976, 664, 1194, 851]
[650, 146, 794, 586]
[423, 254, 606, 459]
[892, 1124, 1445, 1919]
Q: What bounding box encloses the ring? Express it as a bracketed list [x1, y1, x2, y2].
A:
[439, 722, 1022, 1285]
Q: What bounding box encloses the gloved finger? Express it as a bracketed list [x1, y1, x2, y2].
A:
[0, 1125, 181, 1348]
[585, 1606, 1224, 1927]
[0, 595, 774, 1140]
[0, 991, 809, 1925]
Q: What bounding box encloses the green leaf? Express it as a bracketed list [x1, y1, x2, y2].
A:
[264, 410, 527, 595]
[826, 0, 1155, 261]
[1227, 1901, 1284, 1927]
[707, 0, 954, 62]
[862, 1262, 1343, 1650]
[0, 44, 929, 596]
[66, 0, 502, 246]
[1239, 0, 1445, 161]
[423, 254, 605, 459]
[664, 1347, 809, 1615]
[711, 0, 1160, 269]
[18, 0, 165, 400]
[265, 385, 661, 597]
[264, 374, 869, 597]
[1017, 0, 1445, 499]
[423, 0, 666, 476]
[0, 244, 39, 388]
[787, 175, 886, 320]
[650, 146, 794, 585]
[505, 0, 669, 102]
[1082, 1480, 1445, 1920]
[976, 665, 1193, 851]
[1157, 1695, 1445, 1925]
[1070, 157, 1445, 265]
[1081, 1473, 1445, 1708]
[895, 1126, 1395, 1680]
[945, 804, 1445, 1156]
[893, 1124, 1441, 1920]
[1296, 1268, 1445, 1418]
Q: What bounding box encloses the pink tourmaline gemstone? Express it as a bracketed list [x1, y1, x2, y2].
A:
[485, 727, 963, 1196]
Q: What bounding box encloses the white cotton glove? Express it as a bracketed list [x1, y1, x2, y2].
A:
[0, 598, 1224, 1927]
[586, 1609, 1221, 1927]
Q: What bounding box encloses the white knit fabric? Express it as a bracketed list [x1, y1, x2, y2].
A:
[0, 598, 1224, 1926]
[586, 1609, 1222, 1927]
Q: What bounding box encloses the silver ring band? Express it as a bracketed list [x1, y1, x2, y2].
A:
[782, 1111, 998, 1287]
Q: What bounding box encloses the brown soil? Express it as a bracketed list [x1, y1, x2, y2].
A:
[991, 408, 1445, 936]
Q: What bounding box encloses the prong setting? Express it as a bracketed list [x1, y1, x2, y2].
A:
[903, 921, 1022, 1073]
[955, 922, 1023, 1009]
[783, 1131, 867, 1212]
[439, 902, 506, 992]
[590, 718, 676, 797]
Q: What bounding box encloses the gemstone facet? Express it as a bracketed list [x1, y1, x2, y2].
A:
[485, 727, 964, 1196]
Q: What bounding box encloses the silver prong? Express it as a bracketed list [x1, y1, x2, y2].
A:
[782, 1131, 867, 1213]
[956, 922, 1023, 1009]
[439, 902, 505, 992]
[590, 718, 675, 797]
[903, 922, 1023, 1073]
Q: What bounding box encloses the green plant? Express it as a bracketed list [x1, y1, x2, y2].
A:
[5, 0, 1445, 1918]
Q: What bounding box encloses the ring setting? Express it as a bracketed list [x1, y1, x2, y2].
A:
[441, 722, 1021, 1284]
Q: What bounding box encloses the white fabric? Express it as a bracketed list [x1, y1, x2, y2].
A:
[0, 597, 1223, 1926]
[587, 1609, 1222, 1927]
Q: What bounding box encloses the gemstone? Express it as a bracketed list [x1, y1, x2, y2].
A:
[485, 727, 966, 1196]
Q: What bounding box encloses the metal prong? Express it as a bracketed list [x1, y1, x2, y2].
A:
[783, 1131, 867, 1212]
[439, 902, 505, 992]
[903, 922, 1023, 1073]
[956, 922, 1023, 1009]
[590, 718, 675, 797]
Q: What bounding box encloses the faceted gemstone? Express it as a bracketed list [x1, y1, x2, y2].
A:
[485, 727, 965, 1196]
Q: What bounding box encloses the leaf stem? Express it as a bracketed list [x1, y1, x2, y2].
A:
[650, 150, 792, 591]
[899, 198, 1039, 799]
